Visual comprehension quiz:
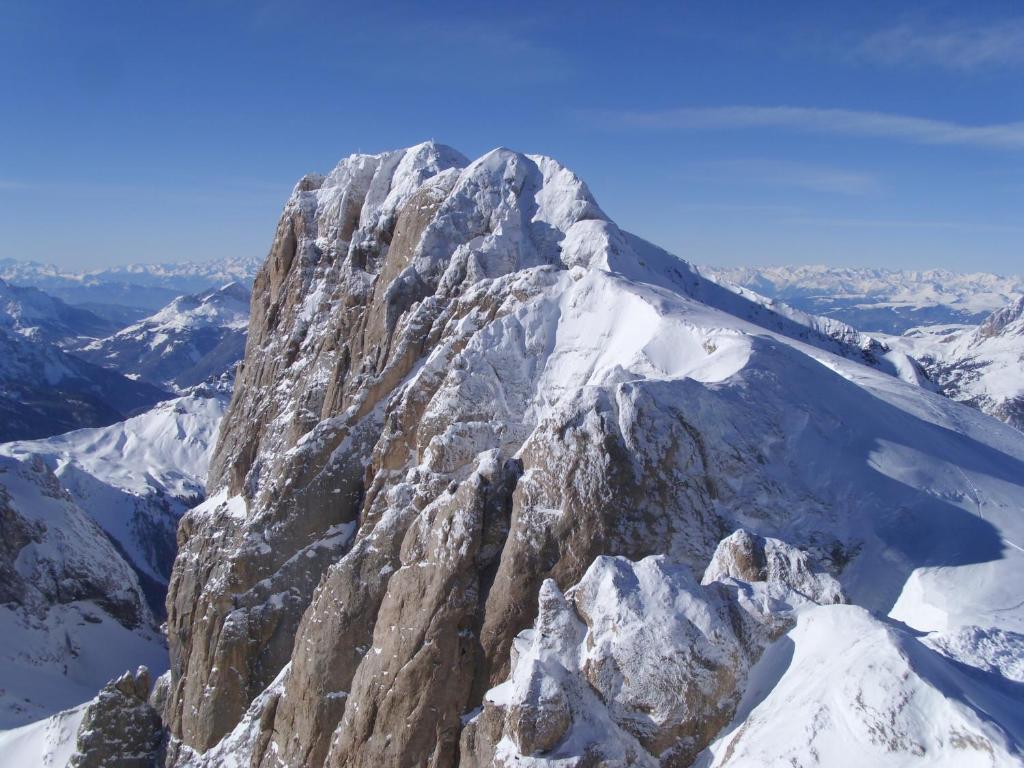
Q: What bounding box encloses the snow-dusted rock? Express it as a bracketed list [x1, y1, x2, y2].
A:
[464, 539, 843, 767]
[158, 143, 1024, 768]
[68, 666, 163, 768]
[702, 529, 846, 606]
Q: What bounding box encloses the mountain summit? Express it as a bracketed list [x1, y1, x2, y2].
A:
[144, 143, 1024, 767]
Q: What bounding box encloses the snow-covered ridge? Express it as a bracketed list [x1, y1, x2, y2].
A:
[78, 283, 250, 391]
[882, 294, 1024, 431]
[0, 391, 228, 589]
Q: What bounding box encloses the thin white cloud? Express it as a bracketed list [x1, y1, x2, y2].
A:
[860, 19, 1024, 70]
[704, 159, 879, 195]
[782, 216, 1024, 234]
[595, 106, 1024, 150]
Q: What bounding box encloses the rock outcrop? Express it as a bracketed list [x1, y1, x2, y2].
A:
[69, 667, 163, 768]
[160, 143, 1024, 767]
[460, 536, 843, 767]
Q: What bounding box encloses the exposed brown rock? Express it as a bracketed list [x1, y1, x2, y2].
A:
[69, 667, 162, 768]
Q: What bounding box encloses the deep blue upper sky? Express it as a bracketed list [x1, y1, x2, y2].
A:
[1, 0, 1021, 271]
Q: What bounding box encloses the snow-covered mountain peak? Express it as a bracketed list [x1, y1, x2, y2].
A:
[976, 295, 1024, 341]
[0, 278, 116, 346]
[78, 283, 250, 391]
[141, 142, 1024, 767]
[15, 143, 1016, 767]
[142, 282, 250, 332]
[306, 141, 469, 247]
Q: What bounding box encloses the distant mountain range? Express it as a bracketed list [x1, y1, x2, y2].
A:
[0, 256, 261, 313]
[0, 321, 170, 442]
[0, 265, 253, 440]
[0, 279, 120, 347]
[701, 264, 1024, 334]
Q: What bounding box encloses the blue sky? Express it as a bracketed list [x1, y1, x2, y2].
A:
[1, 0, 1021, 272]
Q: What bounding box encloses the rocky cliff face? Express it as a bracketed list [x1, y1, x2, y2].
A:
[162, 143, 1024, 767]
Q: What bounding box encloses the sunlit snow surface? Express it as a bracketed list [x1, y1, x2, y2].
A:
[0, 391, 226, 751]
[0, 392, 228, 584]
[0, 703, 85, 768]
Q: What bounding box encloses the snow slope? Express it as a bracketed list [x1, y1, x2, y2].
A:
[702, 264, 1024, 334]
[882, 296, 1024, 432]
[486, 259, 1024, 635]
[79, 283, 250, 391]
[0, 703, 85, 768]
[699, 605, 1024, 768]
[0, 454, 166, 729]
[0, 390, 229, 596]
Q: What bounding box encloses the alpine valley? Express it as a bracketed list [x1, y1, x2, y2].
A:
[2, 143, 1023, 768]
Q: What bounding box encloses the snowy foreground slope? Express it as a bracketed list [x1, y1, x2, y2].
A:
[78, 282, 250, 391]
[0, 703, 85, 767]
[702, 264, 1024, 334]
[33, 143, 1024, 767]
